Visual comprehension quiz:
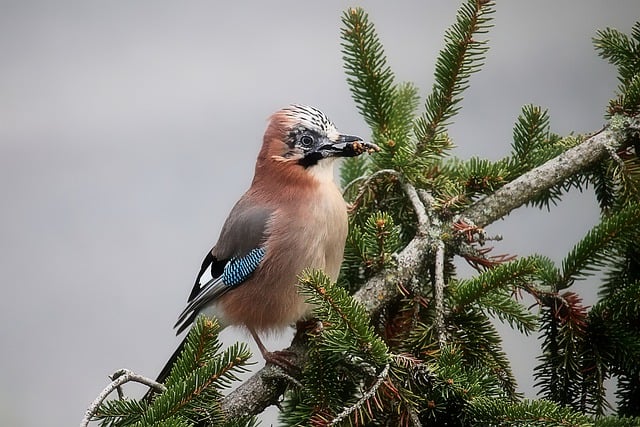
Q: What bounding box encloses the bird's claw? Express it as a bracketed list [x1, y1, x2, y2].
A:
[263, 350, 301, 377]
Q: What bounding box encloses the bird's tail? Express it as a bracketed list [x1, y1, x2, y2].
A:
[143, 336, 188, 402]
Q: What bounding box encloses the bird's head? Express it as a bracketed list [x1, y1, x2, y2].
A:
[260, 105, 379, 169]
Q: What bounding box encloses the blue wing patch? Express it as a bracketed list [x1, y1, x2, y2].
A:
[222, 247, 266, 287]
[174, 247, 266, 334]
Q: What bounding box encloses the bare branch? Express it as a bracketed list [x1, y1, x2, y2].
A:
[220, 364, 291, 419]
[81, 369, 165, 427]
[221, 337, 308, 419]
[403, 181, 430, 234]
[355, 234, 432, 317]
[434, 240, 446, 348]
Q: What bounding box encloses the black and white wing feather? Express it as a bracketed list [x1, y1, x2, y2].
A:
[174, 199, 273, 335]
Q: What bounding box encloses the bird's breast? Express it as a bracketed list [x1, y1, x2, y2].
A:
[217, 178, 349, 331]
[303, 181, 348, 279]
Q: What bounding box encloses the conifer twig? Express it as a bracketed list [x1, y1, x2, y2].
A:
[345, 168, 400, 207]
[434, 240, 447, 348]
[329, 362, 390, 426]
[80, 369, 166, 427]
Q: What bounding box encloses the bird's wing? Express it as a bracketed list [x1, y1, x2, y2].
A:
[174, 200, 273, 334]
[174, 248, 266, 334]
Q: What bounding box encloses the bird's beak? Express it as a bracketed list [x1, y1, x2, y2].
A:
[321, 134, 380, 158]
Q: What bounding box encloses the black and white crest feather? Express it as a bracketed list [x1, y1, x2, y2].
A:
[282, 104, 339, 138]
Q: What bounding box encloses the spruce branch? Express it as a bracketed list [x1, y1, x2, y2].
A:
[510, 105, 552, 170]
[452, 256, 540, 307]
[340, 7, 421, 174]
[477, 291, 539, 334]
[464, 117, 640, 228]
[299, 269, 389, 365]
[594, 22, 640, 116]
[415, 0, 494, 152]
[216, 118, 639, 419]
[558, 202, 640, 290]
[468, 397, 592, 426]
[340, 7, 396, 137]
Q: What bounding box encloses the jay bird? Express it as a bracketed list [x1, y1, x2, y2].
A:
[155, 105, 378, 383]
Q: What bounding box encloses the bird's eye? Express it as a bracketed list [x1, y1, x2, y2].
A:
[299, 135, 314, 147]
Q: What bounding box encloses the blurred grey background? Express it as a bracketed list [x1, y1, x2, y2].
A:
[1, 1, 638, 426]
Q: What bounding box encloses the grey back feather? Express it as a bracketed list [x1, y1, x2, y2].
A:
[213, 197, 272, 259]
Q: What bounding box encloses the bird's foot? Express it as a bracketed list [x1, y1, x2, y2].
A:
[263, 349, 300, 376]
[249, 327, 301, 377]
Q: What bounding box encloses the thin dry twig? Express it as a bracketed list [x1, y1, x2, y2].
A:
[344, 168, 401, 210]
[329, 363, 390, 426]
[402, 182, 430, 234]
[80, 369, 166, 427]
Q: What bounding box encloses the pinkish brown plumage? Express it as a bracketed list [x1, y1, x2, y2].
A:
[156, 105, 378, 381]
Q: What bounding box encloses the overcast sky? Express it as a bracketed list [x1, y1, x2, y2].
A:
[1, 1, 638, 426]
